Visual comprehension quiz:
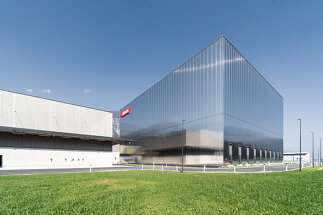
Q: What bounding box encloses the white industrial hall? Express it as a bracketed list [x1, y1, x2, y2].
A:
[0, 89, 125, 170]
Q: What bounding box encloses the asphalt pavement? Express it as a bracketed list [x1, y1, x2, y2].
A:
[0, 166, 139, 176]
[0, 163, 312, 176]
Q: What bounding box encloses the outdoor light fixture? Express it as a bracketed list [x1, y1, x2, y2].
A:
[297, 119, 301, 172]
[181, 119, 185, 173]
[310, 132, 314, 168]
[320, 138, 322, 166]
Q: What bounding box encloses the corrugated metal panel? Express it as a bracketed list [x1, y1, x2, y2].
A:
[120, 36, 283, 165]
[120, 37, 226, 165]
[0, 90, 112, 137]
[222, 38, 283, 163]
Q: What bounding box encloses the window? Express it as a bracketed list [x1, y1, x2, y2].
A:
[0, 155, 2, 168]
[254, 148, 257, 161]
[265, 149, 267, 161]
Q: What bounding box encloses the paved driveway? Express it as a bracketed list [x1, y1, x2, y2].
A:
[0, 166, 140, 176]
[0, 163, 312, 176]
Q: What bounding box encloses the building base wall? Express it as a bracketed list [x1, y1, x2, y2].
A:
[283, 153, 310, 163]
[0, 147, 119, 170]
[0, 132, 120, 169]
[142, 155, 223, 165]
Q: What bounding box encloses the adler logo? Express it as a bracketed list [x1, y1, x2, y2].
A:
[120, 107, 131, 118]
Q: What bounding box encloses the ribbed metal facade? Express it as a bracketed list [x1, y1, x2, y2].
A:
[0, 90, 118, 169]
[0, 89, 113, 137]
[120, 36, 283, 165]
[0, 132, 112, 151]
[222, 39, 283, 164]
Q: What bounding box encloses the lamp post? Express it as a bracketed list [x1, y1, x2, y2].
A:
[318, 145, 320, 166]
[181, 119, 185, 173]
[320, 138, 322, 166]
[297, 119, 301, 172]
[311, 132, 314, 168]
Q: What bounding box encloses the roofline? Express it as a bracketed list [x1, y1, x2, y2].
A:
[121, 36, 283, 110]
[0, 89, 112, 113]
[120, 36, 225, 110]
[0, 125, 132, 144]
[221, 36, 283, 99]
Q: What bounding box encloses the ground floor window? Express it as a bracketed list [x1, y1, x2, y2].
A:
[0, 155, 2, 168]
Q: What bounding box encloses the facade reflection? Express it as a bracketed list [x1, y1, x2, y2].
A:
[120, 36, 283, 165]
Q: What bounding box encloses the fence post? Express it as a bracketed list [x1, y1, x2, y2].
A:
[233, 165, 236, 173]
[153, 162, 155, 170]
[285, 163, 288, 171]
[203, 163, 206, 173]
[90, 164, 92, 173]
[142, 162, 144, 170]
[162, 165, 164, 171]
[176, 165, 178, 171]
[263, 164, 266, 172]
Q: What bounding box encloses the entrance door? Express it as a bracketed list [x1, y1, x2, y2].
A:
[0, 155, 2, 168]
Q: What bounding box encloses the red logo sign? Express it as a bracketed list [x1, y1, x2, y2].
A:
[120, 107, 131, 118]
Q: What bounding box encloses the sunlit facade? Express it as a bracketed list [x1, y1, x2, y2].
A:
[0, 89, 124, 169]
[120, 36, 283, 165]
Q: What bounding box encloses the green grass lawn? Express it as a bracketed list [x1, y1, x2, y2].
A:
[0, 167, 322, 215]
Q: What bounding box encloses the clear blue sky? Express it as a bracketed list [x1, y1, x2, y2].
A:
[1, 0, 323, 156]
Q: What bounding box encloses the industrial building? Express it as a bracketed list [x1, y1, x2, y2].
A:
[120, 36, 283, 165]
[0, 89, 125, 169]
[283, 152, 310, 163]
[0, 36, 284, 169]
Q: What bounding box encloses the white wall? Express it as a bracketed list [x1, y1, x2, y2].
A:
[283, 153, 310, 163]
[0, 147, 120, 169]
[142, 155, 223, 165]
[112, 152, 120, 164]
[0, 90, 112, 137]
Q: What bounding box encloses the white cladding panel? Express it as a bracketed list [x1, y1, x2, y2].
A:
[0, 90, 112, 137]
[0, 148, 120, 169]
[283, 153, 310, 163]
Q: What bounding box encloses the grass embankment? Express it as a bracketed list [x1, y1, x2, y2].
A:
[0, 167, 322, 214]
